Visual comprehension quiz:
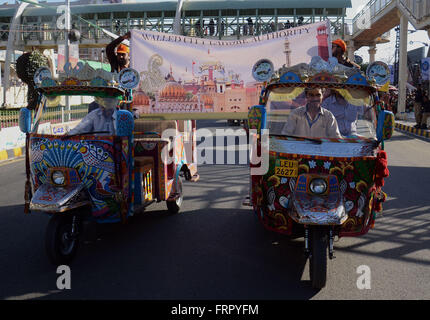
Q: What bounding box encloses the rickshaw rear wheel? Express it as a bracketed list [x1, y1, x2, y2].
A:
[309, 227, 328, 289]
[167, 177, 183, 214]
[45, 213, 80, 265]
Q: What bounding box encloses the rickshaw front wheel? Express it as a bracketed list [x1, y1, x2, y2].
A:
[309, 227, 328, 289]
[45, 213, 80, 265]
[167, 177, 183, 214]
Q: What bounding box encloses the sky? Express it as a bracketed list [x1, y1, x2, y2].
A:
[3, 0, 429, 64]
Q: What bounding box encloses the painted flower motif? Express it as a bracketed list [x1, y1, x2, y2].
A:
[268, 204, 276, 212]
[345, 200, 354, 212]
[281, 177, 288, 184]
[309, 160, 317, 169]
[279, 195, 290, 209]
[289, 178, 297, 191]
[267, 186, 276, 212]
[349, 182, 356, 189]
[323, 161, 331, 170]
[340, 179, 348, 194]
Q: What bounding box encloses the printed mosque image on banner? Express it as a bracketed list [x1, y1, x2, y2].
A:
[132, 56, 264, 115]
[130, 20, 331, 115]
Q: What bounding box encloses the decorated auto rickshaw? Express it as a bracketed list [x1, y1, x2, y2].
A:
[247, 57, 394, 289]
[19, 62, 199, 265]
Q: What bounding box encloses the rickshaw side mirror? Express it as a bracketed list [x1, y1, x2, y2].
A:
[19, 108, 32, 134]
[376, 109, 395, 142]
[248, 105, 266, 134]
[116, 110, 134, 136]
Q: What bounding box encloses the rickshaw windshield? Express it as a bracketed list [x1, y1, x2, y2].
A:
[266, 85, 377, 140]
[33, 95, 113, 136]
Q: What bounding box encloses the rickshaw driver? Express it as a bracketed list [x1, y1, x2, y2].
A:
[282, 87, 342, 139]
[67, 97, 119, 136]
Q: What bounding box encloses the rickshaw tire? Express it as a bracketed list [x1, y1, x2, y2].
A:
[309, 227, 328, 289]
[182, 167, 192, 181]
[166, 177, 183, 214]
[45, 213, 80, 266]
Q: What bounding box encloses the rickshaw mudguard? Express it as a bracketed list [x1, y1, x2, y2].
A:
[30, 183, 90, 213]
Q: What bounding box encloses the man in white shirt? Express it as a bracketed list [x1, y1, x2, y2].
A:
[68, 97, 118, 136]
[282, 88, 341, 139]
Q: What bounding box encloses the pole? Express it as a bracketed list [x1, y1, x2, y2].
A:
[173, 0, 184, 35]
[398, 15, 408, 118]
[65, 0, 70, 122]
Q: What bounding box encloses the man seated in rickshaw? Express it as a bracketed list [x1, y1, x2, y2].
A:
[282, 87, 342, 139]
[67, 97, 118, 136]
[321, 89, 364, 137]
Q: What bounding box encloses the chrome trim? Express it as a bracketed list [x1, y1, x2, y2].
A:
[30, 183, 89, 212]
[289, 202, 348, 225]
[30, 201, 91, 213]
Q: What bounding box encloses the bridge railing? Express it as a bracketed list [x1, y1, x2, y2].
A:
[352, 0, 430, 35]
[352, 0, 393, 34]
[399, 0, 430, 21]
[0, 13, 351, 46]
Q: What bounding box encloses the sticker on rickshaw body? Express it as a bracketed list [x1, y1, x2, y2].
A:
[274, 159, 298, 177]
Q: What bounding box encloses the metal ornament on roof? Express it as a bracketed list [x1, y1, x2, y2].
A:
[366, 61, 390, 86]
[252, 59, 274, 82]
[118, 68, 140, 90]
[272, 56, 373, 87]
[354, 55, 363, 65]
[32, 61, 141, 97]
[33, 67, 52, 87]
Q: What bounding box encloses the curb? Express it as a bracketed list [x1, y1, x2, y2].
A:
[0, 146, 25, 162]
[395, 123, 430, 140]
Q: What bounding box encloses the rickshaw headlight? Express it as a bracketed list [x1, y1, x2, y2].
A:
[52, 171, 65, 185]
[309, 178, 327, 194]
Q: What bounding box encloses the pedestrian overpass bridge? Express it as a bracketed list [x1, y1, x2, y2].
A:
[349, 0, 430, 56]
[0, 0, 354, 107]
[348, 0, 430, 117]
[0, 0, 351, 51]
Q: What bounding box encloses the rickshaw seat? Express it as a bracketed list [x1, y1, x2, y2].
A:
[134, 156, 154, 168]
[134, 119, 178, 137]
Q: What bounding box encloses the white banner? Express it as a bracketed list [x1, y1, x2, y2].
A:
[130, 21, 332, 117]
[0, 126, 26, 150]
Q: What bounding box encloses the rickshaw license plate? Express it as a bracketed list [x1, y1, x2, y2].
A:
[275, 160, 298, 177]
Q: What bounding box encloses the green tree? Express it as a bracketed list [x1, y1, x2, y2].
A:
[16, 50, 49, 109]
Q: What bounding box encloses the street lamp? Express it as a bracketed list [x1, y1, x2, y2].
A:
[409, 40, 429, 47]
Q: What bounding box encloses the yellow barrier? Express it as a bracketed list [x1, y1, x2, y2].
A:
[0, 150, 7, 161]
[13, 147, 22, 157]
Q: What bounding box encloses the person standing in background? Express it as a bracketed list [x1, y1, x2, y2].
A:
[106, 31, 130, 73]
[414, 84, 423, 128]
